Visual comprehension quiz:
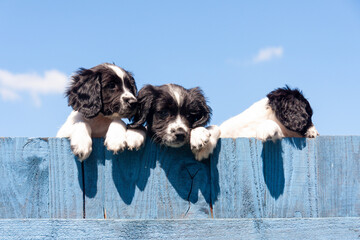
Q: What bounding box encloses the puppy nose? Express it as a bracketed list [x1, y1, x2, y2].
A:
[171, 128, 187, 141]
[175, 133, 186, 142]
[123, 97, 137, 109]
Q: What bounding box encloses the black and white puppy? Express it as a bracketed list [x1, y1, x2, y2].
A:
[220, 86, 319, 141]
[129, 84, 220, 161]
[57, 63, 145, 161]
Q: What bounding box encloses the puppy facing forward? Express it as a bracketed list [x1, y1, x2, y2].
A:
[220, 86, 319, 141]
[129, 84, 220, 161]
[57, 63, 145, 161]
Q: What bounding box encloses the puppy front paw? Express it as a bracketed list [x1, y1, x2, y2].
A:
[190, 126, 220, 161]
[256, 120, 283, 142]
[190, 127, 210, 151]
[105, 133, 127, 154]
[305, 125, 319, 138]
[126, 128, 146, 150]
[105, 120, 127, 154]
[70, 135, 92, 162]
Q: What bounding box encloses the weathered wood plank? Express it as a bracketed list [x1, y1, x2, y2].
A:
[0, 218, 359, 239]
[48, 138, 84, 218]
[211, 136, 360, 218]
[83, 138, 106, 218]
[316, 136, 360, 217]
[0, 138, 49, 218]
[102, 138, 211, 219]
[1, 137, 359, 220]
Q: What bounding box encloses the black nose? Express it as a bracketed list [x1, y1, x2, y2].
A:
[123, 97, 137, 109]
[175, 133, 186, 142]
[171, 127, 187, 142]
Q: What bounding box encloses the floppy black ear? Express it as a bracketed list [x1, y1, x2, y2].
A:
[189, 87, 212, 128]
[267, 86, 313, 135]
[126, 71, 138, 95]
[66, 68, 102, 119]
[129, 85, 157, 128]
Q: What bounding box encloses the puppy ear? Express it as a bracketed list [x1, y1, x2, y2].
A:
[189, 87, 212, 128]
[67, 68, 102, 118]
[129, 85, 156, 128]
[126, 71, 138, 95]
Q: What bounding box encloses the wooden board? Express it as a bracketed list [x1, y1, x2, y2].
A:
[48, 138, 84, 218]
[87, 138, 211, 219]
[0, 218, 359, 239]
[211, 136, 360, 218]
[0, 136, 359, 219]
[0, 138, 49, 218]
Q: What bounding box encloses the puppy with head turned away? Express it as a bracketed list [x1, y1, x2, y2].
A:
[57, 63, 145, 161]
[198, 86, 319, 157]
[220, 86, 319, 140]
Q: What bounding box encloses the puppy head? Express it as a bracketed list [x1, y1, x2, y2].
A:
[67, 63, 137, 119]
[267, 85, 314, 136]
[130, 84, 211, 147]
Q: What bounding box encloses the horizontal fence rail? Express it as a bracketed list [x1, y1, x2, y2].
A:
[0, 136, 359, 239]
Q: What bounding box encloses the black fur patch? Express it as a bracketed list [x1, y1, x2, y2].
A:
[267, 86, 313, 136]
[66, 63, 137, 119]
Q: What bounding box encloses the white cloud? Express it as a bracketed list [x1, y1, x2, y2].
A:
[253, 46, 284, 63]
[0, 88, 21, 101]
[0, 69, 68, 106]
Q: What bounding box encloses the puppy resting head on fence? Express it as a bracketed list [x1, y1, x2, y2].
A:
[129, 84, 220, 161]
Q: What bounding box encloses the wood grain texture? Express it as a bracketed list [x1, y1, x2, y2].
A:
[316, 136, 360, 217]
[0, 138, 49, 218]
[0, 218, 359, 239]
[83, 138, 106, 218]
[94, 138, 211, 219]
[0, 136, 359, 221]
[48, 138, 84, 218]
[211, 136, 360, 218]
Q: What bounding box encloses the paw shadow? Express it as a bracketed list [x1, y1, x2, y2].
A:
[158, 144, 212, 205]
[261, 138, 307, 199]
[75, 137, 220, 208]
[75, 138, 104, 199]
[261, 140, 285, 199]
[110, 138, 155, 205]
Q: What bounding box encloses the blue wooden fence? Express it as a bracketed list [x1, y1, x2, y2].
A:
[0, 137, 359, 239]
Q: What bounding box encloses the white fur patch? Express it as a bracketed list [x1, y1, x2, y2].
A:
[220, 98, 275, 138]
[104, 119, 127, 154]
[167, 115, 189, 135]
[107, 64, 136, 104]
[190, 127, 210, 151]
[107, 64, 125, 79]
[57, 111, 93, 161]
[305, 125, 319, 138]
[126, 128, 146, 150]
[167, 84, 182, 105]
[191, 125, 221, 161]
[255, 120, 284, 142]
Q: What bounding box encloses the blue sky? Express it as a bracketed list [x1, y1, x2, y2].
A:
[0, 1, 359, 137]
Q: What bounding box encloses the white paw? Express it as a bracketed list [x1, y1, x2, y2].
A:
[70, 134, 92, 162]
[305, 125, 319, 138]
[105, 132, 127, 154]
[105, 120, 127, 154]
[191, 126, 221, 161]
[190, 127, 210, 151]
[256, 120, 283, 142]
[126, 128, 146, 150]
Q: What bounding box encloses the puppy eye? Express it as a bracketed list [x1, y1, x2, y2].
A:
[187, 113, 200, 123]
[106, 82, 116, 89]
[157, 110, 169, 118]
